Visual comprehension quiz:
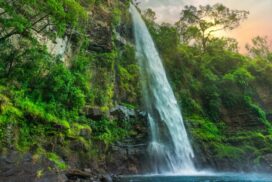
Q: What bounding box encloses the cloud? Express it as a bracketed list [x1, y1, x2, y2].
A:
[138, 0, 186, 23]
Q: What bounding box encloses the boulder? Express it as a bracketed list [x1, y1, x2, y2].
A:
[84, 106, 104, 121]
[110, 105, 136, 121]
[66, 169, 91, 180]
[100, 174, 112, 182]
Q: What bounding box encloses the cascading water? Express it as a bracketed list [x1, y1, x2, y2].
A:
[129, 4, 195, 174]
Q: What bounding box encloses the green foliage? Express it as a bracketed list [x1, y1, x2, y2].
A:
[147, 4, 272, 165]
[143, 8, 156, 23]
[43, 64, 86, 111]
[176, 4, 249, 51]
[47, 152, 67, 170]
[0, 88, 68, 150]
[0, 0, 139, 171]
[188, 116, 223, 142]
[246, 36, 272, 60]
[112, 8, 122, 25]
[0, 37, 52, 84]
[91, 119, 129, 146]
[115, 44, 140, 104]
[16, 98, 70, 129]
[187, 116, 246, 160]
[90, 52, 117, 109]
[224, 67, 255, 88]
[244, 96, 272, 134]
[0, 0, 271, 169]
[214, 144, 245, 159]
[0, 0, 87, 41]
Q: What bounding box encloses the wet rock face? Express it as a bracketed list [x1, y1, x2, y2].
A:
[105, 105, 150, 174]
[108, 141, 149, 174]
[110, 105, 136, 121]
[259, 154, 272, 172]
[88, 6, 113, 52]
[0, 151, 67, 182]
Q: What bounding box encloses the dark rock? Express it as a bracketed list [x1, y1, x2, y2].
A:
[267, 113, 272, 121]
[88, 24, 112, 52]
[79, 128, 92, 139]
[83, 168, 92, 173]
[100, 174, 112, 182]
[70, 140, 87, 152]
[23, 153, 32, 162]
[0, 150, 66, 182]
[110, 105, 136, 121]
[5, 150, 19, 164]
[87, 7, 113, 53]
[84, 106, 104, 121]
[36, 173, 67, 182]
[66, 169, 91, 180]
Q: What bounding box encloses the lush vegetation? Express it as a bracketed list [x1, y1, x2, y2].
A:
[144, 4, 272, 166]
[0, 0, 271, 171]
[0, 0, 139, 169]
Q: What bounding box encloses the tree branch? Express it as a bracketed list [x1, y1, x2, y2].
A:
[31, 23, 52, 33]
[0, 10, 7, 16]
[207, 27, 225, 35]
[31, 13, 50, 27]
[0, 30, 18, 42]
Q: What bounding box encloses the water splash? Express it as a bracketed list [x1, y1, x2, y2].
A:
[129, 4, 195, 173]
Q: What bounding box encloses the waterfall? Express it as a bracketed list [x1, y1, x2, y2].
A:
[129, 4, 195, 173]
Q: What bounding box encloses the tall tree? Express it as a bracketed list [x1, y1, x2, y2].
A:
[246, 36, 272, 61]
[143, 8, 156, 23]
[176, 4, 249, 52]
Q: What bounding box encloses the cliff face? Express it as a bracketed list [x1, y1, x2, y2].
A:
[0, 0, 147, 181]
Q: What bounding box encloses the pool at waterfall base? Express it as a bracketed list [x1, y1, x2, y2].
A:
[116, 173, 272, 182]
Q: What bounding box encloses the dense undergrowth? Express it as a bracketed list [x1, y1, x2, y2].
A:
[0, 0, 139, 169]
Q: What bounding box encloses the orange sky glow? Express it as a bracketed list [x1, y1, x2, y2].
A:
[139, 0, 272, 53]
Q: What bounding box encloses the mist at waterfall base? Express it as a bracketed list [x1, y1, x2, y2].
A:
[125, 3, 272, 182]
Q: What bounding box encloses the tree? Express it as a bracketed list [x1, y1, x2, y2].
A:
[246, 36, 272, 61]
[143, 8, 156, 23]
[175, 4, 249, 52]
[0, 0, 87, 42]
[207, 37, 239, 53]
[0, 0, 89, 86]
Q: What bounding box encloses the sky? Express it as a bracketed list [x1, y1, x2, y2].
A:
[137, 0, 272, 53]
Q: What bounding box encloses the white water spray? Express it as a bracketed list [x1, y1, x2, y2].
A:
[129, 4, 195, 173]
